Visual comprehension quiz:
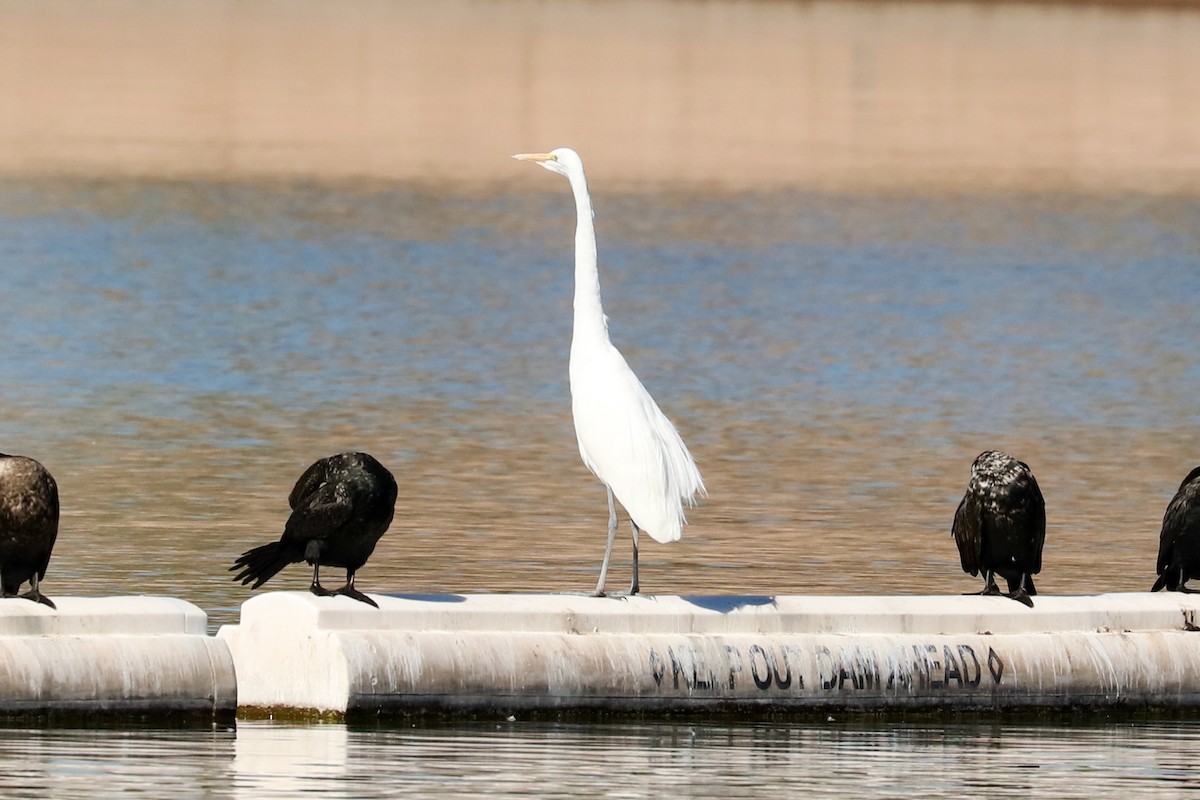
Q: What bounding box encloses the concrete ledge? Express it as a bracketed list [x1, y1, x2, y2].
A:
[0, 596, 234, 716]
[218, 592, 1200, 717]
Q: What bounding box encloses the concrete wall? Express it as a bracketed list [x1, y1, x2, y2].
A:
[0, 597, 235, 716]
[218, 592, 1200, 717]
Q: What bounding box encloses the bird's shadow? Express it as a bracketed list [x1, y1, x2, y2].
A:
[379, 593, 468, 604]
[680, 596, 777, 613]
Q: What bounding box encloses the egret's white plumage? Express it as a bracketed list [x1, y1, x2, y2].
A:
[513, 147, 705, 595]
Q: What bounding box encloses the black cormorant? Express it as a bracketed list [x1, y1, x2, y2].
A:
[231, 452, 397, 608]
[1151, 466, 1200, 593]
[951, 450, 1045, 608]
[0, 453, 59, 609]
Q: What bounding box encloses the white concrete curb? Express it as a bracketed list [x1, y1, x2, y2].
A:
[0, 596, 235, 715]
[218, 592, 1200, 716]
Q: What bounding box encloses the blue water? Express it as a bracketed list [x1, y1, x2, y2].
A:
[3, 185, 1197, 437]
[0, 181, 1196, 616]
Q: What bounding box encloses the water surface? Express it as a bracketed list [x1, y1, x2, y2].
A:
[0, 182, 1196, 627]
[3, 719, 1200, 798]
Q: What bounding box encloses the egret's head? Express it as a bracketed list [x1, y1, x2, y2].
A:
[512, 147, 582, 178]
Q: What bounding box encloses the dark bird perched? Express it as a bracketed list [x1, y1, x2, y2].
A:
[231, 452, 397, 608]
[951, 450, 1045, 608]
[1151, 466, 1200, 593]
[0, 453, 59, 609]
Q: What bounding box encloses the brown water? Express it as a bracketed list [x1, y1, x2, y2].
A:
[1, 0, 1199, 793]
[1, 0, 1199, 192]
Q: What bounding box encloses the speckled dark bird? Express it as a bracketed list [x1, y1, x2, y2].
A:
[951, 450, 1045, 608]
[0, 453, 59, 609]
[1151, 466, 1200, 593]
[231, 452, 397, 607]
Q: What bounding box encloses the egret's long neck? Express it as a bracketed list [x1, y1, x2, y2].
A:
[567, 170, 608, 347]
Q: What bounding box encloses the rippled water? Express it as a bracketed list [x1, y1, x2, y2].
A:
[1, 183, 1196, 628]
[2, 719, 1200, 798]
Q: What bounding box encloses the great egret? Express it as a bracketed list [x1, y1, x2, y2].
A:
[0, 453, 59, 609]
[513, 147, 705, 596]
[1151, 465, 1200, 592]
[231, 451, 398, 607]
[951, 450, 1045, 607]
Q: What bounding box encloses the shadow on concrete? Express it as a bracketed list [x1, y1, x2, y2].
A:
[382, 594, 468, 603]
[681, 596, 777, 613]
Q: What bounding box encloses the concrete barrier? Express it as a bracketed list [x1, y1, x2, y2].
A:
[0, 596, 235, 716]
[218, 591, 1200, 718]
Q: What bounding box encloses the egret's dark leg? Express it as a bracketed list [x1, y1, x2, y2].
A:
[629, 521, 641, 596]
[309, 562, 334, 597]
[334, 570, 379, 608]
[591, 486, 619, 597]
[21, 572, 54, 610]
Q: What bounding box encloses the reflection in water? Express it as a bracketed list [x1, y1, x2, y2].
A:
[0, 720, 1198, 799]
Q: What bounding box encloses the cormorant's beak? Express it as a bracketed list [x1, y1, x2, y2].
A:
[512, 152, 555, 163]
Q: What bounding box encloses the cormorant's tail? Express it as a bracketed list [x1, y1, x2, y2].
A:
[230, 541, 296, 589]
[1025, 574, 1037, 596]
[1151, 574, 1168, 592]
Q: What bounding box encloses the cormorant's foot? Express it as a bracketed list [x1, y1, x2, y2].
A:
[21, 590, 55, 610]
[1180, 585, 1198, 594]
[309, 583, 336, 598]
[1007, 589, 1035, 608]
[335, 585, 379, 608]
[965, 587, 1002, 597]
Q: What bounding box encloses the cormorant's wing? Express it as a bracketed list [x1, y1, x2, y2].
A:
[1024, 467, 1047, 574]
[284, 462, 355, 543]
[952, 492, 983, 577]
[288, 459, 330, 511]
[1158, 477, 1200, 576]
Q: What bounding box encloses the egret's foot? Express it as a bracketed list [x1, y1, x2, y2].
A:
[336, 584, 379, 608]
[21, 590, 55, 609]
[1007, 589, 1034, 608]
[309, 583, 336, 598]
[588, 589, 607, 598]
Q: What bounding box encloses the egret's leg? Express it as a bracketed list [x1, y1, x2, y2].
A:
[591, 486, 619, 597]
[629, 522, 641, 596]
[335, 570, 379, 608]
[310, 563, 334, 597]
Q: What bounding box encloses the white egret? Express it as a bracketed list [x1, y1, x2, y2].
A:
[513, 147, 706, 596]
